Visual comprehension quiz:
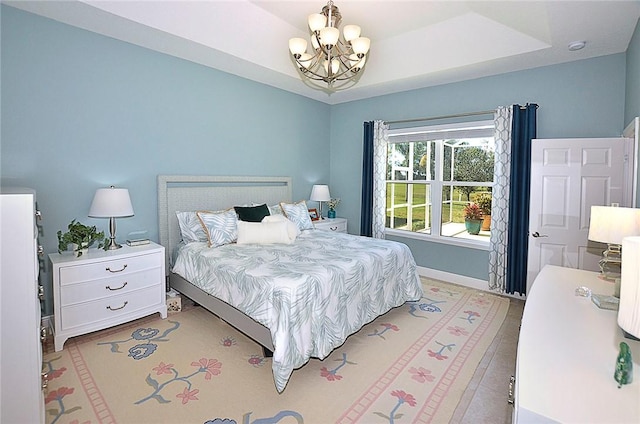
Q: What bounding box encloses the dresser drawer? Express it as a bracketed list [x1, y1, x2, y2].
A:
[59, 252, 161, 285]
[60, 267, 162, 306]
[314, 218, 347, 233]
[60, 285, 163, 330]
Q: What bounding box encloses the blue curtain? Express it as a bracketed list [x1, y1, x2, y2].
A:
[360, 121, 374, 236]
[506, 104, 538, 295]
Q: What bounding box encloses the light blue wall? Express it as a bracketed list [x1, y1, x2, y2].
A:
[625, 18, 640, 206]
[330, 54, 627, 280]
[1, 6, 330, 315]
[625, 18, 640, 127]
[1, 4, 634, 313]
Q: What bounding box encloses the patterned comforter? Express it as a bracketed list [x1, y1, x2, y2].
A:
[171, 230, 423, 392]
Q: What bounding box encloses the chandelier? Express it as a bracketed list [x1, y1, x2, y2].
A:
[288, 1, 370, 89]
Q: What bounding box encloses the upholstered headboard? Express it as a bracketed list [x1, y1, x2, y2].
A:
[157, 175, 293, 273]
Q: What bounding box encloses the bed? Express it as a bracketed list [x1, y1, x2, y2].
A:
[158, 175, 423, 392]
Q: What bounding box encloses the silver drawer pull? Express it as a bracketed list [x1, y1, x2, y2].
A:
[40, 326, 47, 342]
[508, 375, 515, 405]
[37, 245, 44, 256]
[106, 282, 128, 291]
[330, 226, 338, 231]
[106, 264, 127, 273]
[38, 285, 45, 300]
[35, 210, 42, 220]
[41, 372, 48, 390]
[106, 301, 128, 311]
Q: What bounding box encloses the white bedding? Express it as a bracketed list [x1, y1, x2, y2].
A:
[171, 229, 423, 392]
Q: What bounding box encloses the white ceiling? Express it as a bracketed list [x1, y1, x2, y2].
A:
[5, 0, 640, 105]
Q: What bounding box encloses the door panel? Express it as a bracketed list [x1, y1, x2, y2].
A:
[527, 138, 633, 293]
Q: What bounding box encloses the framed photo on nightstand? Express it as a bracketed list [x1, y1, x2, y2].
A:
[308, 208, 319, 221]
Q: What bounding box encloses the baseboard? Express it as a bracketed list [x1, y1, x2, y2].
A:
[417, 266, 526, 300]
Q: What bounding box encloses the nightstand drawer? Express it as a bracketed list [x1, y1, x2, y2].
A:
[314, 217, 347, 233]
[59, 252, 160, 285]
[60, 285, 163, 330]
[60, 267, 163, 306]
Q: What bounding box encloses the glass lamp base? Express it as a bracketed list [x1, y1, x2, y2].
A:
[599, 244, 621, 281]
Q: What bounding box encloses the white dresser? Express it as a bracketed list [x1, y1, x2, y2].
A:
[314, 217, 347, 233]
[514, 265, 640, 423]
[0, 188, 46, 424]
[49, 242, 167, 351]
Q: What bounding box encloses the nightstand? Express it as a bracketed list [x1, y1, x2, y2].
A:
[49, 242, 167, 352]
[314, 217, 347, 233]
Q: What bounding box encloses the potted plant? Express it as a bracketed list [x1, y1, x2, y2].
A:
[463, 202, 483, 235]
[57, 219, 106, 257]
[327, 198, 340, 219]
[476, 193, 492, 231]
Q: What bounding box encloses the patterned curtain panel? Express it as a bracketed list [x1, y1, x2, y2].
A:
[372, 120, 389, 239]
[488, 106, 513, 293]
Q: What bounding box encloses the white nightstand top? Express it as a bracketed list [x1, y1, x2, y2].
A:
[49, 241, 163, 265]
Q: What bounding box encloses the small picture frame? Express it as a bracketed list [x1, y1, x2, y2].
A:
[308, 208, 320, 221]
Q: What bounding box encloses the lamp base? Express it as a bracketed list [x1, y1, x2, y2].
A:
[105, 237, 122, 250]
[106, 217, 122, 249]
[599, 244, 622, 281]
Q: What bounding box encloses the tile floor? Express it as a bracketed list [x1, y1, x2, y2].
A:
[451, 295, 525, 424]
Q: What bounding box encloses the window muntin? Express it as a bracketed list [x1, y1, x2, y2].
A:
[386, 121, 494, 246]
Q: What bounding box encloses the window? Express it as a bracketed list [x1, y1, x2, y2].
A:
[386, 120, 495, 247]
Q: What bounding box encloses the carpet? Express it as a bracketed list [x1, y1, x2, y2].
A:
[43, 277, 509, 424]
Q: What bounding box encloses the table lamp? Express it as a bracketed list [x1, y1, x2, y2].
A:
[588, 205, 640, 281]
[310, 184, 331, 219]
[89, 186, 134, 250]
[619, 236, 640, 340]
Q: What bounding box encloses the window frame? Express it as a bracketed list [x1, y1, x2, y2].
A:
[385, 120, 495, 251]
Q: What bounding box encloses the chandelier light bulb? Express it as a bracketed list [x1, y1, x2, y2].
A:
[351, 37, 370, 55]
[288, 38, 308, 57]
[343, 24, 361, 42]
[311, 35, 320, 50]
[308, 13, 326, 32]
[320, 26, 339, 47]
[349, 54, 366, 70]
[323, 58, 340, 74]
[299, 53, 313, 69]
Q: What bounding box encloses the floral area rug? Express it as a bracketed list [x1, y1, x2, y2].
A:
[43, 278, 509, 424]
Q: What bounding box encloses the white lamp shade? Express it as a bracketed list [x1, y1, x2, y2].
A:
[343, 24, 361, 42]
[299, 53, 313, 69]
[88, 187, 134, 218]
[308, 13, 326, 32]
[310, 184, 331, 202]
[588, 206, 640, 244]
[319, 26, 339, 46]
[619, 236, 640, 338]
[288, 38, 307, 56]
[351, 37, 370, 55]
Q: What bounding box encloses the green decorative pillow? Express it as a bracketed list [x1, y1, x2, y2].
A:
[280, 201, 314, 231]
[234, 204, 270, 222]
[196, 209, 238, 248]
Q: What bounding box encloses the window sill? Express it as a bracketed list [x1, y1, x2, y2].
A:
[385, 228, 491, 251]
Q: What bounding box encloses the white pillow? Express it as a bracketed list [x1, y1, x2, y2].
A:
[176, 211, 209, 243]
[262, 214, 300, 240]
[237, 218, 297, 245]
[196, 209, 238, 248]
[280, 200, 314, 231]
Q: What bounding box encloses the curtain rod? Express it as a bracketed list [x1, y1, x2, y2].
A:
[384, 109, 495, 126]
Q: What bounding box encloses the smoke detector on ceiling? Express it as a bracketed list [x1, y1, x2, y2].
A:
[568, 41, 586, 51]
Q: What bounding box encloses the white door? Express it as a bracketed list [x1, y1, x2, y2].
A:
[526, 138, 634, 293]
